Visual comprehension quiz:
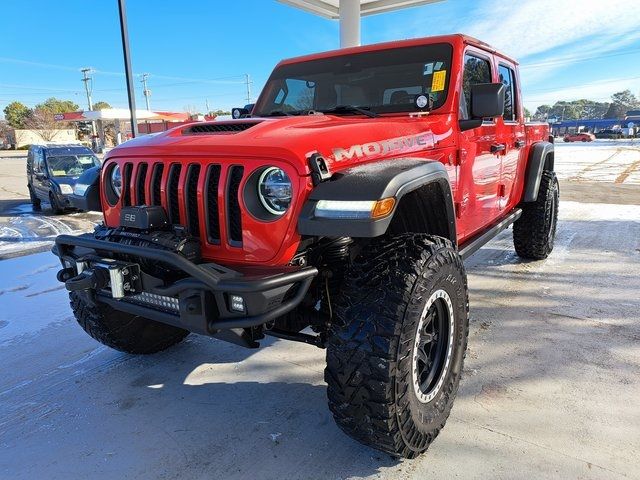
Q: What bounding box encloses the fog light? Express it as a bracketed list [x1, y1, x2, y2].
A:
[230, 295, 245, 312]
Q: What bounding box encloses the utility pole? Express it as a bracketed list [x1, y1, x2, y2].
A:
[245, 73, 252, 105]
[205, 98, 210, 113]
[81, 68, 97, 138]
[141, 73, 151, 111]
[117, 0, 138, 138]
[81, 68, 94, 111]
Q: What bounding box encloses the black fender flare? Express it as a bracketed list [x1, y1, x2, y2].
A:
[523, 141, 554, 202]
[297, 158, 456, 242]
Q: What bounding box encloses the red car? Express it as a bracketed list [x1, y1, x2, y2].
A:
[53, 34, 557, 458]
[564, 132, 595, 142]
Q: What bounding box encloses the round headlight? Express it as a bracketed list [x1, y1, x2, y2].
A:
[111, 164, 122, 198]
[258, 167, 292, 215]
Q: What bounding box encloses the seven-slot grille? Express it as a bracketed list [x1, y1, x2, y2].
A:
[119, 161, 244, 246]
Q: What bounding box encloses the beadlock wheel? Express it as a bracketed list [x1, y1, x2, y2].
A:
[412, 289, 455, 404]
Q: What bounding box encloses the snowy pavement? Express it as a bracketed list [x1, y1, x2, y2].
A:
[554, 139, 640, 184]
[1, 200, 639, 479]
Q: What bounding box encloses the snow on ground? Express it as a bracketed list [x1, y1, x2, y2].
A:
[554, 139, 640, 184]
[0, 201, 639, 480]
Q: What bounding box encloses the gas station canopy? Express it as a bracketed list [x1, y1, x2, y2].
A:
[278, 0, 443, 47]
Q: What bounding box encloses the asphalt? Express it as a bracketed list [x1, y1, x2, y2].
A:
[0, 141, 639, 479]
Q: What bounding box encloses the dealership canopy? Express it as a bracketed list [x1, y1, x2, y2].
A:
[278, 0, 443, 47]
[53, 109, 189, 123]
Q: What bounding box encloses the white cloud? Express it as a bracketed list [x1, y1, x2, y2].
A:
[466, 0, 640, 60]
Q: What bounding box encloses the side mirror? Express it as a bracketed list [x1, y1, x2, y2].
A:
[232, 107, 250, 119]
[471, 83, 505, 118]
[460, 83, 505, 131]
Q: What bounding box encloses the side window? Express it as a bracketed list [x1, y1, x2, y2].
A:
[461, 54, 492, 119]
[498, 65, 517, 121]
[35, 150, 45, 173]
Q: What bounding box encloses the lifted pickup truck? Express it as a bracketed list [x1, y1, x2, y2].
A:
[53, 34, 557, 458]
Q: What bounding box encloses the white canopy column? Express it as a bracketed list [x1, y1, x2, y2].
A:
[278, 0, 444, 48]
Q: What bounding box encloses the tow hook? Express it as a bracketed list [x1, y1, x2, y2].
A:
[62, 268, 110, 293]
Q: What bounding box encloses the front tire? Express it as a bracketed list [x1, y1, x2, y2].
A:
[513, 170, 559, 260]
[325, 234, 469, 458]
[70, 292, 189, 354]
[49, 192, 64, 215]
[28, 186, 41, 211]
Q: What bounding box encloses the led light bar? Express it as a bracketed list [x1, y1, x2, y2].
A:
[127, 291, 180, 312]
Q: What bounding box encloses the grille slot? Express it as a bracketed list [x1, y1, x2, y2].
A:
[184, 122, 261, 134]
[150, 163, 164, 206]
[167, 164, 182, 224]
[122, 163, 133, 206]
[227, 166, 244, 245]
[205, 165, 221, 243]
[135, 163, 148, 205]
[184, 164, 201, 237]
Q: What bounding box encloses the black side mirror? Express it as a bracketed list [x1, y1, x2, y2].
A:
[471, 83, 505, 118]
[232, 107, 250, 119]
[460, 83, 505, 131]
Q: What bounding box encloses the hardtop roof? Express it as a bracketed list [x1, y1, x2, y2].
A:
[277, 33, 518, 67]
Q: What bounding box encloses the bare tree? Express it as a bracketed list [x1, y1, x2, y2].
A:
[23, 108, 69, 142]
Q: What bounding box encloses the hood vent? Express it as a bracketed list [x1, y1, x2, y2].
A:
[183, 122, 262, 135]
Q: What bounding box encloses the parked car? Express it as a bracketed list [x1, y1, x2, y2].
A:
[27, 144, 101, 213]
[563, 132, 595, 142]
[595, 129, 623, 139]
[53, 34, 557, 458]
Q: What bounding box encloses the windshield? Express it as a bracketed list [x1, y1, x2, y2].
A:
[47, 154, 100, 177]
[254, 43, 453, 117]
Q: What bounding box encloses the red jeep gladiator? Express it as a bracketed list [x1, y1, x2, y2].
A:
[53, 34, 557, 458]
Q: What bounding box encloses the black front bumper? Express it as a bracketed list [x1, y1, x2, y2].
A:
[53, 233, 317, 344]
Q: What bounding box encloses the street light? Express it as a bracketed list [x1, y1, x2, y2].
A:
[117, 0, 138, 138]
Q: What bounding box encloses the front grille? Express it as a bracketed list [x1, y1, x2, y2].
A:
[151, 163, 164, 206]
[205, 165, 221, 243]
[136, 163, 148, 204]
[227, 166, 244, 245]
[185, 164, 200, 237]
[122, 163, 133, 206]
[116, 160, 245, 248]
[167, 164, 181, 224]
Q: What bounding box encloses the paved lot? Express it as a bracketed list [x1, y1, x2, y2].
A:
[0, 201, 638, 479]
[0, 155, 102, 259]
[0, 140, 639, 479]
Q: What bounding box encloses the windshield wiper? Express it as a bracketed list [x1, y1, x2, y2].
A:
[320, 105, 379, 118]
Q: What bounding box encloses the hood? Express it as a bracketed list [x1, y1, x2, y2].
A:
[105, 114, 456, 176]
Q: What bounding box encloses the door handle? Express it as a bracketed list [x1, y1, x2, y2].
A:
[490, 143, 506, 154]
[514, 140, 526, 148]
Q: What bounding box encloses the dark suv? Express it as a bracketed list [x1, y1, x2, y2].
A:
[27, 144, 101, 213]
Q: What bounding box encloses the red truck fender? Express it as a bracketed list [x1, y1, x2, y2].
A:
[297, 158, 456, 243]
[523, 141, 554, 202]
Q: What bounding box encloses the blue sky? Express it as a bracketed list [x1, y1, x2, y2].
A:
[1, 0, 640, 115]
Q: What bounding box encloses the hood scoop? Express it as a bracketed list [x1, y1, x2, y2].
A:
[183, 121, 262, 135]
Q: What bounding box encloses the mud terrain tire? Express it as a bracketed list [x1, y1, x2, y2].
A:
[513, 170, 559, 260]
[325, 234, 469, 458]
[70, 292, 189, 354]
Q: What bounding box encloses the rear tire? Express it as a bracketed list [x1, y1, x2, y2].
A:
[70, 292, 189, 354]
[325, 234, 469, 458]
[513, 170, 559, 260]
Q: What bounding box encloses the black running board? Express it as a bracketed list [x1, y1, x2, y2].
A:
[459, 208, 522, 260]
